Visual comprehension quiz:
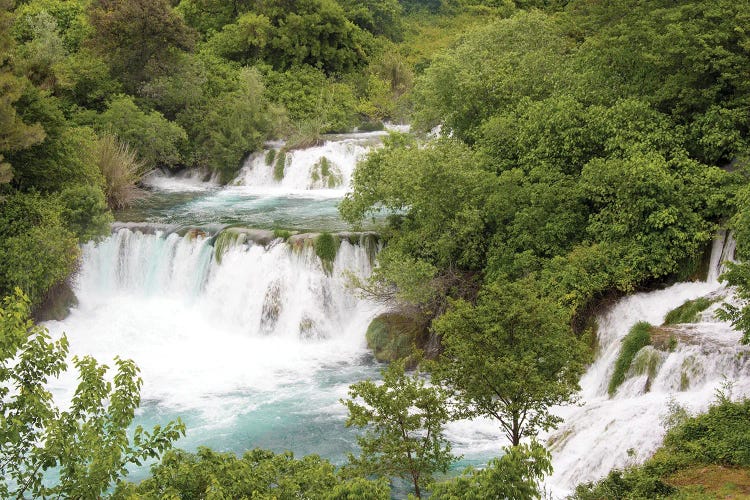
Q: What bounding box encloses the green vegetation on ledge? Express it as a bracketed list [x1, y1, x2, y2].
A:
[608, 322, 652, 397]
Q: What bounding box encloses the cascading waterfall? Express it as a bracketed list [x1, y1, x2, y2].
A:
[546, 233, 750, 495]
[238, 133, 385, 195]
[46, 228, 380, 419]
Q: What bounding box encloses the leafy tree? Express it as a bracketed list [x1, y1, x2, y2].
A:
[0, 289, 185, 497]
[0, 192, 78, 305]
[89, 0, 196, 89]
[342, 358, 456, 498]
[96, 94, 187, 170]
[192, 67, 281, 182]
[432, 278, 585, 446]
[114, 447, 390, 499]
[338, 0, 404, 41]
[0, 0, 45, 186]
[431, 441, 552, 500]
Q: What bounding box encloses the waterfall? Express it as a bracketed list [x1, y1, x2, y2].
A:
[547, 233, 750, 495]
[237, 133, 384, 195]
[46, 228, 380, 413]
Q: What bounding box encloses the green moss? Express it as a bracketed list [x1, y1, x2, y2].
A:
[663, 297, 715, 325]
[629, 346, 663, 392]
[273, 229, 292, 240]
[608, 321, 652, 397]
[314, 232, 339, 274]
[274, 150, 287, 181]
[365, 313, 421, 363]
[310, 156, 343, 188]
[213, 231, 240, 264]
[265, 149, 276, 166]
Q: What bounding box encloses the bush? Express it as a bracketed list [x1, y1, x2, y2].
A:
[96, 95, 188, 170]
[94, 133, 148, 209]
[58, 184, 112, 242]
[608, 321, 652, 396]
[0, 192, 79, 306]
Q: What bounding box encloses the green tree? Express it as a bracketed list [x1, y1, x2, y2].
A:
[0, 0, 46, 186]
[342, 359, 456, 498]
[89, 0, 196, 89]
[192, 67, 281, 182]
[114, 447, 390, 499]
[96, 94, 187, 170]
[432, 278, 585, 446]
[431, 441, 552, 500]
[0, 192, 78, 305]
[0, 289, 184, 498]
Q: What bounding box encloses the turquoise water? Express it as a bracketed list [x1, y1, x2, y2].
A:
[117, 189, 379, 231]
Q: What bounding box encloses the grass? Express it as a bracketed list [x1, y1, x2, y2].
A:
[608, 321, 652, 396]
[664, 298, 716, 325]
[273, 150, 287, 181]
[265, 149, 276, 166]
[666, 465, 750, 498]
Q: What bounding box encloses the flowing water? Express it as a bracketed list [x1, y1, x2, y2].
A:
[43, 132, 750, 495]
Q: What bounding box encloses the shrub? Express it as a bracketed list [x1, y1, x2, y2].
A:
[94, 133, 148, 209]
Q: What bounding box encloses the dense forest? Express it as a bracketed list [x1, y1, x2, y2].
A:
[2, 0, 750, 497]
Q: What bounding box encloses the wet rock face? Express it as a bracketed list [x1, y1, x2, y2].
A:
[299, 315, 324, 340]
[260, 280, 283, 334]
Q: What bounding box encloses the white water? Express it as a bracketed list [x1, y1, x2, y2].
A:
[545, 233, 750, 495]
[237, 133, 384, 196]
[46, 229, 380, 420]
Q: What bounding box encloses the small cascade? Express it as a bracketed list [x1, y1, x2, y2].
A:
[238, 133, 384, 195]
[547, 233, 750, 495]
[707, 229, 737, 283]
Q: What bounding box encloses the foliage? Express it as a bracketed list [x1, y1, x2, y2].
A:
[431, 441, 552, 500]
[663, 298, 715, 326]
[432, 278, 585, 445]
[89, 0, 196, 89]
[608, 322, 652, 397]
[191, 67, 282, 182]
[574, 395, 750, 499]
[0, 290, 184, 498]
[95, 133, 148, 210]
[342, 359, 456, 498]
[0, 191, 79, 305]
[315, 232, 340, 274]
[114, 447, 390, 499]
[96, 95, 187, 170]
[58, 183, 112, 242]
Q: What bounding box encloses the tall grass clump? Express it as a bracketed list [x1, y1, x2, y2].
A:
[608, 321, 652, 396]
[95, 133, 149, 209]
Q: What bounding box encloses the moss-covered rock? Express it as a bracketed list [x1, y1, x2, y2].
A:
[33, 280, 78, 322]
[365, 313, 423, 363]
